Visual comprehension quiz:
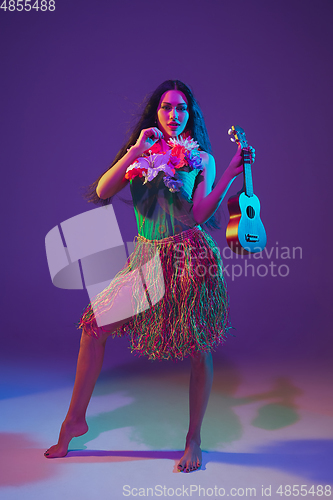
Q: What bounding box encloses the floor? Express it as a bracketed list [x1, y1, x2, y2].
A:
[1, 352, 332, 500]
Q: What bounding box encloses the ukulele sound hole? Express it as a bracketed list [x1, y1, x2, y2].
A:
[246, 206, 255, 219]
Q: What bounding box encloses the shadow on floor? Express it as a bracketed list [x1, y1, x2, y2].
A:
[64, 439, 333, 483]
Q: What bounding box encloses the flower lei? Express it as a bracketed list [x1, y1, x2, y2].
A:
[124, 135, 203, 193]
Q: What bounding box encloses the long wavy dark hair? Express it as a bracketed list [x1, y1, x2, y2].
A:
[85, 80, 221, 230]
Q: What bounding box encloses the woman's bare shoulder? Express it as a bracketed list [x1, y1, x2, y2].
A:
[199, 152, 216, 173]
[199, 151, 215, 163]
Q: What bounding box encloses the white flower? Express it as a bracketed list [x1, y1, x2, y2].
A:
[167, 135, 200, 151]
[126, 151, 176, 184]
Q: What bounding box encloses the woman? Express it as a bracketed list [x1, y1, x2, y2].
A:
[44, 80, 254, 472]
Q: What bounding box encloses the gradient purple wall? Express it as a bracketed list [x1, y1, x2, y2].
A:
[1, 0, 332, 372]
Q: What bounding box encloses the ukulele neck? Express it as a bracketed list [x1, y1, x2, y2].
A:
[243, 150, 253, 197]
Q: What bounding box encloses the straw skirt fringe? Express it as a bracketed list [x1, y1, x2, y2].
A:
[78, 226, 231, 361]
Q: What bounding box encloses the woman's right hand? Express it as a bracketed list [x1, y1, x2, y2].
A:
[134, 127, 164, 155]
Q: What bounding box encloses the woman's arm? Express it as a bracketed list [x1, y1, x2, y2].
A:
[97, 127, 164, 199]
[96, 146, 140, 199]
[192, 145, 246, 225]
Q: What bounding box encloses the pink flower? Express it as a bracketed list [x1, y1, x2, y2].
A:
[169, 145, 187, 169]
[143, 141, 163, 155]
[168, 154, 181, 168]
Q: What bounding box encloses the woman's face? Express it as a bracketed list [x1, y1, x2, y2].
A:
[156, 90, 189, 140]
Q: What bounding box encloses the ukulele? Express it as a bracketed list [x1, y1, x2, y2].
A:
[226, 125, 267, 254]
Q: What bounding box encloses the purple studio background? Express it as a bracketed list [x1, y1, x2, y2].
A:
[1, 0, 332, 380]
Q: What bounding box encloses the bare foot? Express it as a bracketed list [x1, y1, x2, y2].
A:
[44, 419, 88, 458]
[177, 439, 202, 473]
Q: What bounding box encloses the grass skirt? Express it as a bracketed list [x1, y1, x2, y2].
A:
[78, 226, 231, 361]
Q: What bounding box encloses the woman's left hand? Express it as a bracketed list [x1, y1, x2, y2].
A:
[227, 144, 255, 178]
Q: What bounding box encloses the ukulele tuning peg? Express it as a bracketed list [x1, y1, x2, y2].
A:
[228, 128, 236, 142]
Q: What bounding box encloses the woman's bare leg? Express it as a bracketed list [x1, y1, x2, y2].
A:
[44, 320, 126, 458]
[177, 351, 213, 472]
